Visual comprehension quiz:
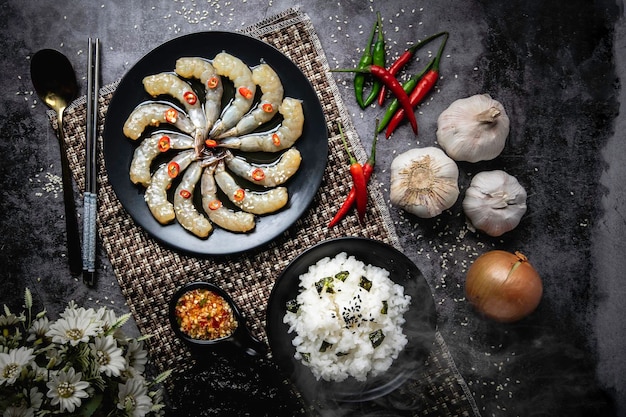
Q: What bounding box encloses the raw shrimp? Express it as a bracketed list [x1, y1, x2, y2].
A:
[175, 57, 223, 132]
[215, 63, 284, 139]
[200, 164, 256, 233]
[224, 148, 302, 187]
[213, 160, 288, 215]
[145, 150, 196, 224]
[209, 52, 256, 137]
[123, 102, 195, 140]
[216, 97, 304, 152]
[174, 162, 213, 238]
[130, 132, 194, 187]
[143, 72, 209, 157]
[143, 73, 207, 133]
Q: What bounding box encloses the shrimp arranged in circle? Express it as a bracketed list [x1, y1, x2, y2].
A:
[174, 162, 213, 238]
[209, 52, 257, 138]
[215, 63, 284, 139]
[174, 57, 223, 133]
[217, 98, 304, 152]
[224, 148, 301, 188]
[122, 51, 305, 239]
[130, 132, 194, 187]
[201, 163, 256, 233]
[123, 102, 195, 140]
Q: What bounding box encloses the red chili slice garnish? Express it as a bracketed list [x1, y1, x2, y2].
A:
[208, 200, 222, 210]
[168, 162, 180, 178]
[165, 108, 178, 123]
[179, 189, 192, 199]
[251, 168, 265, 181]
[207, 76, 219, 89]
[183, 91, 197, 105]
[272, 133, 281, 147]
[238, 87, 254, 100]
[233, 189, 245, 202]
[157, 135, 171, 152]
[205, 139, 217, 148]
[262, 103, 273, 113]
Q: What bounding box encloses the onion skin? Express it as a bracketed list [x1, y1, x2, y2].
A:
[465, 250, 542, 323]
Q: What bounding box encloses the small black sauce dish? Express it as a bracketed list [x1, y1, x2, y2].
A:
[169, 281, 267, 358]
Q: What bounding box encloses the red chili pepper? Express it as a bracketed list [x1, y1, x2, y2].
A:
[329, 120, 378, 228]
[262, 103, 273, 113]
[377, 58, 434, 133]
[385, 32, 449, 138]
[179, 189, 192, 199]
[183, 91, 197, 105]
[271, 133, 281, 147]
[205, 139, 218, 148]
[332, 65, 417, 134]
[168, 161, 180, 178]
[157, 135, 171, 152]
[238, 87, 254, 100]
[337, 121, 367, 223]
[164, 108, 178, 124]
[251, 168, 265, 181]
[207, 76, 219, 89]
[208, 200, 222, 210]
[233, 189, 245, 202]
[377, 31, 448, 106]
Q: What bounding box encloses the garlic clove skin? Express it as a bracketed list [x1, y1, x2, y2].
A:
[390, 147, 460, 218]
[436, 94, 510, 163]
[462, 170, 527, 237]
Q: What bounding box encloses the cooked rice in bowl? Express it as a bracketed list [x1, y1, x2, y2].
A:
[283, 252, 411, 382]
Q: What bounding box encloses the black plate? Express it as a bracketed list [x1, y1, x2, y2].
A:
[266, 237, 437, 403]
[103, 32, 327, 256]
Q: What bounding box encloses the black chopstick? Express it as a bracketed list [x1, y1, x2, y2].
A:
[83, 37, 100, 286]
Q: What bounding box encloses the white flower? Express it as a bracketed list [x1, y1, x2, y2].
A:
[0, 312, 23, 327]
[90, 335, 126, 377]
[0, 347, 35, 385]
[2, 405, 34, 417]
[26, 316, 49, 342]
[46, 308, 102, 346]
[117, 376, 153, 417]
[125, 339, 148, 374]
[45, 367, 90, 413]
[24, 386, 43, 408]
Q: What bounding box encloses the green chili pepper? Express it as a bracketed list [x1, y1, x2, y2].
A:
[377, 58, 434, 133]
[354, 17, 378, 109]
[362, 11, 385, 107]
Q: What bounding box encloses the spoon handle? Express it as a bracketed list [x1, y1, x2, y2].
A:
[57, 109, 83, 276]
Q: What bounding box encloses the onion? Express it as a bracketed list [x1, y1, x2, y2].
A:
[465, 250, 542, 322]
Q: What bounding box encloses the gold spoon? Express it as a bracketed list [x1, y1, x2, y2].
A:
[30, 49, 82, 276]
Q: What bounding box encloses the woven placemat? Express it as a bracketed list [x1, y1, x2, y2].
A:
[51, 8, 480, 417]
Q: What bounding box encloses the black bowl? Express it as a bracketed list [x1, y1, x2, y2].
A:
[266, 237, 437, 403]
[169, 282, 267, 357]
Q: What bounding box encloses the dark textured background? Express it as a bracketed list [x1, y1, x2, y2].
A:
[1, 1, 624, 416]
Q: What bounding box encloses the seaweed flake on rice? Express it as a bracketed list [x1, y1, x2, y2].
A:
[283, 252, 411, 382]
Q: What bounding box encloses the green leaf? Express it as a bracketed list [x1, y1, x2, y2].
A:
[152, 369, 172, 385]
[110, 313, 131, 331]
[79, 393, 103, 416]
[137, 334, 153, 342]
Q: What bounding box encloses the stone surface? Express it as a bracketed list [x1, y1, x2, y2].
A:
[0, 0, 624, 416]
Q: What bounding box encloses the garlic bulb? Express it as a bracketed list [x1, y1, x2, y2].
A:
[390, 147, 459, 218]
[436, 94, 510, 162]
[462, 170, 527, 237]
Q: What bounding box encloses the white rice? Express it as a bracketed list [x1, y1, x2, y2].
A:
[283, 252, 411, 382]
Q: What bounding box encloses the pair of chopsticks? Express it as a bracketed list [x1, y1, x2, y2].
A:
[83, 38, 100, 286]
